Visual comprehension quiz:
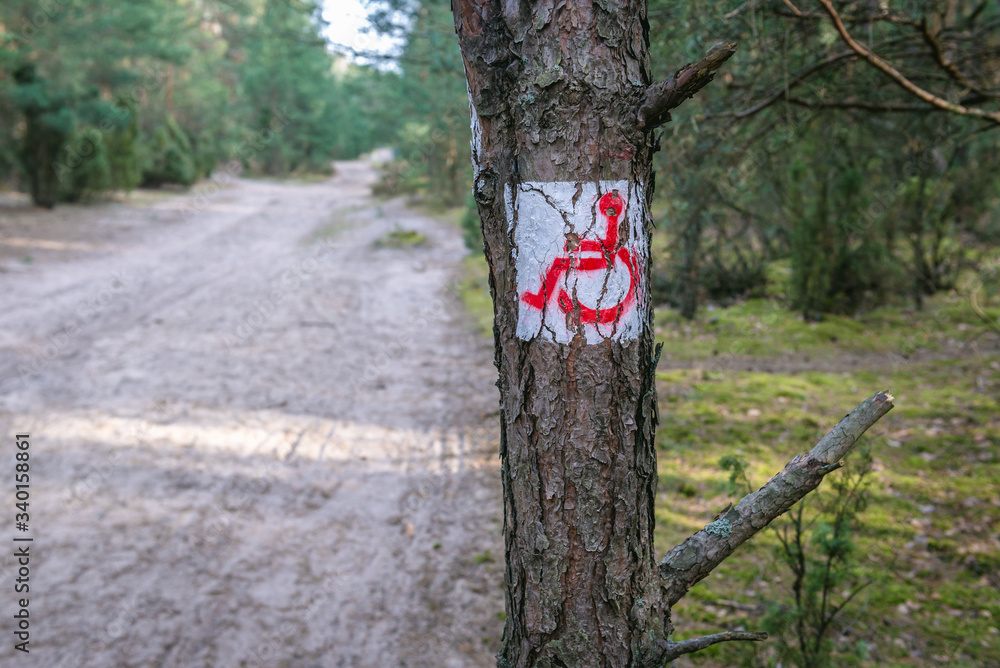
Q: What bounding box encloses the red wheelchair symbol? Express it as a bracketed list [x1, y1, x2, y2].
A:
[520, 192, 639, 325]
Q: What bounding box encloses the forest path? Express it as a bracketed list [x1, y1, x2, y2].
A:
[0, 161, 504, 667]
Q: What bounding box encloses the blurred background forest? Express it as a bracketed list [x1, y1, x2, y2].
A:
[2, 1, 999, 666]
[3, 0, 998, 321]
[0, 0, 399, 206]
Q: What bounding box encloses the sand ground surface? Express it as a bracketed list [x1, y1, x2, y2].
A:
[0, 161, 505, 667]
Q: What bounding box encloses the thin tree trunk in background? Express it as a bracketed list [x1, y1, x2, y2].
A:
[680, 208, 704, 320]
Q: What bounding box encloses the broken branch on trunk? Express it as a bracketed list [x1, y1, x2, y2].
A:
[658, 391, 894, 606]
[636, 42, 738, 131]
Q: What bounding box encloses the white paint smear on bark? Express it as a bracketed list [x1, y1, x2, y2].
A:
[467, 89, 483, 172]
[506, 180, 647, 344]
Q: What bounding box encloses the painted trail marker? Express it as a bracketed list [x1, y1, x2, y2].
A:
[506, 181, 647, 344]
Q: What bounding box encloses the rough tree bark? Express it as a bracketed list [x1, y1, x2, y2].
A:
[451, 2, 892, 666]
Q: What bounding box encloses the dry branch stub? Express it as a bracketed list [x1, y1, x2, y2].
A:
[659, 391, 895, 608]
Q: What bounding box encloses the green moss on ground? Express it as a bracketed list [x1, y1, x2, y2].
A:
[374, 227, 427, 248]
[655, 293, 999, 363]
[655, 358, 1000, 667]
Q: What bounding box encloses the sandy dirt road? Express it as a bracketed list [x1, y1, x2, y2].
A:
[0, 161, 504, 667]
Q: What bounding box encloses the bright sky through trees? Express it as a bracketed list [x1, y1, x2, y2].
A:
[323, 0, 401, 63]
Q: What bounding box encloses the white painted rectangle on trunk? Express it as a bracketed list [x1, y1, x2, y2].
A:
[506, 180, 647, 344]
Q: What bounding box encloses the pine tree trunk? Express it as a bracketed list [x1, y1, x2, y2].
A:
[453, 3, 667, 666]
[679, 207, 704, 320]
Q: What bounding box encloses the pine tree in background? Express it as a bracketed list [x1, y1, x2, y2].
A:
[10, 64, 75, 208]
